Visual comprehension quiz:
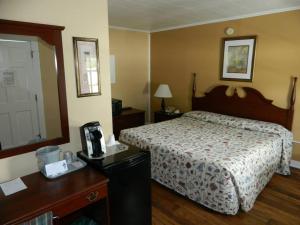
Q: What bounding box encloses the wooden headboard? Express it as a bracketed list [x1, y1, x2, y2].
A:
[191, 74, 297, 130]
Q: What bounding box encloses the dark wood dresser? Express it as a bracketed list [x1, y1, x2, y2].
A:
[113, 108, 145, 139]
[0, 168, 109, 225]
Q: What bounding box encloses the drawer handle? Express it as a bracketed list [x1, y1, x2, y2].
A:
[86, 191, 99, 202]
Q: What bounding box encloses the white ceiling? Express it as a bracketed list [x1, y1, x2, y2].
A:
[108, 0, 300, 32]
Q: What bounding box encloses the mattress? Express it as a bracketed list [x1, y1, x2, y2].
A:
[119, 111, 293, 214]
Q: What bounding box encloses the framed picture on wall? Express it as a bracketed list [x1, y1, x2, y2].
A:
[73, 37, 101, 97]
[220, 36, 256, 82]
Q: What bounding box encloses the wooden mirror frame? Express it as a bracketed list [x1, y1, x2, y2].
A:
[0, 19, 69, 159]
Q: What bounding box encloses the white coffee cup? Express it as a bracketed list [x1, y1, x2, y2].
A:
[107, 134, 116, 146]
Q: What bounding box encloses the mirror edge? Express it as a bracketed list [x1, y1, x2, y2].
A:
[0, 19, 70, 159]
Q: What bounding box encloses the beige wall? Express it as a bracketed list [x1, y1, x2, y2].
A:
[109, 28, 150, 121]
[151, 10, 300, 160]
[38, 39, 62, 139]
[0, 0, 112, 182]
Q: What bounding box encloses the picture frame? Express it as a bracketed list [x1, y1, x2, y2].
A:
[220, 36, 256, 82]
[73, 37, 101, 97]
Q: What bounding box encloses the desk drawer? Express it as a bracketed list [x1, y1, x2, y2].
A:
[52, 184, 108, 218]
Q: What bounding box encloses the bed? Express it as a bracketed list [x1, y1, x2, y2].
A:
[119, 75, 297, 215]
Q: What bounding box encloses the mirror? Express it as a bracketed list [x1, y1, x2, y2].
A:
[0, 19, 69, 159]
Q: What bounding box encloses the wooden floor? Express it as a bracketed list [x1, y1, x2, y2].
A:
[152, 168, 300, 225]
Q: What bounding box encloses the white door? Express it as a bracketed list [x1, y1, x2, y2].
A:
[0, 39, 44, 149]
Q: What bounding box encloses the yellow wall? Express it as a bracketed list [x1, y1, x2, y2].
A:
[0, 0, 112, 182]
[151, 10, 300, 160]
[38, 39, 62, 139]
[109, 28, 150, 121]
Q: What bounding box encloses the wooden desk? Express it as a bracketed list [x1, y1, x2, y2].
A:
[0, 168, 109, 225]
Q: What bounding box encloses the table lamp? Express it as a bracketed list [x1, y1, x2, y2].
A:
[154, 84, 172, 111]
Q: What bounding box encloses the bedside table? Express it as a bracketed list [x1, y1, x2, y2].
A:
[154, 111, 183, 123]
[113, 107, 145, 139]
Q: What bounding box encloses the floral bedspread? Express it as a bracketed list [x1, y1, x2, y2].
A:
[119, 111, 293, 214]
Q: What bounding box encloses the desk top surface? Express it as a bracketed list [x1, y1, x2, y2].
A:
[0, 167, 108, 225]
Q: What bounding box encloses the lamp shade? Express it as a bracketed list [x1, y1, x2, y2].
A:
[154, 84, 172, 98]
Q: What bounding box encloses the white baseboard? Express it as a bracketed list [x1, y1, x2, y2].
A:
[290, 160, 300, 169]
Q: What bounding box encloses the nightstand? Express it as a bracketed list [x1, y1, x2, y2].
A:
[113, 107, 145, 139]
[154, 111, 183, 123]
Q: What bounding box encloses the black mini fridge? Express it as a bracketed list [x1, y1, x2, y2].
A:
[78, 146, 151, 225]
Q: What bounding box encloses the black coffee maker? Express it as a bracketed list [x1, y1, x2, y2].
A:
[80, 122, 106, 158]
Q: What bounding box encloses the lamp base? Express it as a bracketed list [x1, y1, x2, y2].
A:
[160, 98, 165, 112]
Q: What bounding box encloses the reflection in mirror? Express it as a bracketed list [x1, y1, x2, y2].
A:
[0, 34, 62, 151]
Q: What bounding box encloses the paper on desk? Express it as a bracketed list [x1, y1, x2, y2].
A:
[45, 160, 68, 177]
[0, 177, 27, 196]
